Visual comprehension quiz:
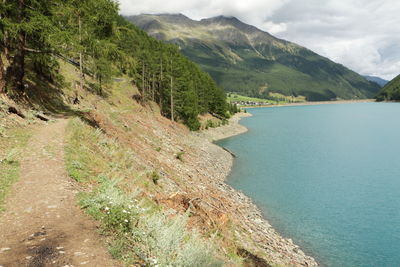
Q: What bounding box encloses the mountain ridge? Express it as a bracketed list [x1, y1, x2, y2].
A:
[127, 14, 380, 101]
[376, 74, 400, 101]
[363, 75, 389, 87]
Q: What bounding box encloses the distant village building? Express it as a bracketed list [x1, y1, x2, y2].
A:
[231, 101, 270, 106]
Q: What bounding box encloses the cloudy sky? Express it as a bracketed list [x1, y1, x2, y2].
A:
[118, 0, 400, 80]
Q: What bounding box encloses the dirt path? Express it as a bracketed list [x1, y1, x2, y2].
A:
[0, 119, 118, 267]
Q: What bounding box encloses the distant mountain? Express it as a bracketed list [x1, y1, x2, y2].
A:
[127, 14, 380, 101]
[363, 76, 389, 87]
[376, 74, 400, 101]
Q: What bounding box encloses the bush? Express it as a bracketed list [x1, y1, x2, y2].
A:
[205, 119, 214, 129]
[176, 151, 185, 162]
[150, 171, 160, 185]
[186, 117, 201, 131]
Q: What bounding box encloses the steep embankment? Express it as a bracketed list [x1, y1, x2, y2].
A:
[376, 74, 400, 101]
[128, 14, 380, 101]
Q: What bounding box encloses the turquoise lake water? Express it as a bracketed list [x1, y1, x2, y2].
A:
[217, 103, 400, 267]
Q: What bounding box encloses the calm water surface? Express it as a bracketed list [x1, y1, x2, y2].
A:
[217, 103, 400, 267]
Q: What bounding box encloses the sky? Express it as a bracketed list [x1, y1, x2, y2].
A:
[118, 0, 400, 80]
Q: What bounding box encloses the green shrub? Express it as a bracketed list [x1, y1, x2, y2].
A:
[176, 151, 185, 162]
[150, 171, 160, 185]
[205, 120, 214, 129]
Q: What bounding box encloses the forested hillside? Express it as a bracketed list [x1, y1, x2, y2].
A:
[376, 74, 400, 101]
[0, 0, 228, 130]
[129, 14, 381, 101]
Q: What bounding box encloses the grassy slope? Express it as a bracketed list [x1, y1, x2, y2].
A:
[0, 101, 33, 211]
[65, 118, 224, 266]
[376, 74, 400, 101]
[227, 93, 306, 105]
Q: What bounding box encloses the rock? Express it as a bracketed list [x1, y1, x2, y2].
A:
[0, 247, 11, 253]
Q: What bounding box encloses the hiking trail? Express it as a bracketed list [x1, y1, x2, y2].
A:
[0, 119, 118, 267]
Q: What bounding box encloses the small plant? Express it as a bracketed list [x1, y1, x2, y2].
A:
[0, 126, 5, 138]
[150, 171, 160, 185]
[205, 120, 214, 129]
[155, 147, 161, 152]
[176, 151, 185, 162]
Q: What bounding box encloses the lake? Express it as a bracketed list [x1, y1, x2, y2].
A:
[217, 103, 400, 267]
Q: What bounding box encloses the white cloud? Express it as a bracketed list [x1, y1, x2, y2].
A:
[262, 21, 287, 35]
[118, 0, 400, 80]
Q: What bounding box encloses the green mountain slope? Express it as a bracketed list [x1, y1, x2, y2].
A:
[127, 14, 380, 101]
[376, 74, 400, 101]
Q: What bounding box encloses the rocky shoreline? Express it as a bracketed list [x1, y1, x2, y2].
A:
[194, 112, 318, 266]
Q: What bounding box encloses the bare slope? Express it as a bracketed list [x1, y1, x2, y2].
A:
[128, 14, 380, 101]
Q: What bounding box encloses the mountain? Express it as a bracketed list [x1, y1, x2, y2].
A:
[364, 75, 389, 87]
[376, 74, 400, 101]
[127, 14, 380, 101]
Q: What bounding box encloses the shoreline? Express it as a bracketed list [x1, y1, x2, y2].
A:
[196, 112, 318, 266]
[196, 112, 252, 142]
[245, 99, 376, 109]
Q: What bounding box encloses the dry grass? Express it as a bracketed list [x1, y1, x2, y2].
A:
[0, 115, 33, 211]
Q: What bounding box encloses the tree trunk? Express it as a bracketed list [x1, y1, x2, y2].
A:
[0, 54, 5, 94]
[10, 0, 26, 92]
[152, 73, 155, 101]
[159, 57, 163, 109]
[142, 62, 145, 99]
[170, 60, 174, 122]
[170, 76, 174, 122]
[78, 15, 84, 91]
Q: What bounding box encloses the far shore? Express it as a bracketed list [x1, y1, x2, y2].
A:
[244, 99, 376, 109]
[196, 112, 252, 142]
